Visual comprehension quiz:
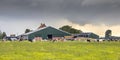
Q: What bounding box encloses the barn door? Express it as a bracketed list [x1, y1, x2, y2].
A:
[47, 34, 53, 39]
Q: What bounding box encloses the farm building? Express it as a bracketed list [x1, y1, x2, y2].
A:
[20, 26, 71, 41]
[75, 32, 99, 39]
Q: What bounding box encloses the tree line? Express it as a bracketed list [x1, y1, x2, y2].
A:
[59, 25, 82, 34]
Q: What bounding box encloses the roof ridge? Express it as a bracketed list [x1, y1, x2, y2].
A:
[21, 26, 71, 35]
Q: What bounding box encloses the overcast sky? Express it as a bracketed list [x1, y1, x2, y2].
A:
[0, 0, 120, 36]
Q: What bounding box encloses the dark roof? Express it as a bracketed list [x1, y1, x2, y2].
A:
[22, 26, 71, 35]
[74, 32, 93, 36]
[80, 32, 92, 35]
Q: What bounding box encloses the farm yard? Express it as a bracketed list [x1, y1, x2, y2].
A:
[0, 41, 120, 60]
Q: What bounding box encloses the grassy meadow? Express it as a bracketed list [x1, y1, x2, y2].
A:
[0, 41, 120, 60]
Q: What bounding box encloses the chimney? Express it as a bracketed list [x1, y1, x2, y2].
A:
[37, 23, 46, 29]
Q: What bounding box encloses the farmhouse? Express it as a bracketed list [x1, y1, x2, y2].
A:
[20, 24, 71, 41]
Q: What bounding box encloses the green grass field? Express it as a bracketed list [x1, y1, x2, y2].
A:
[0, 41, 120, 60]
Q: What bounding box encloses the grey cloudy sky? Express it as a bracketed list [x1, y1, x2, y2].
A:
[0, 0, 120, 36]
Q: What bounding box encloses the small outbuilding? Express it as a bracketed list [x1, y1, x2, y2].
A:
[20, 26, 71, 41]
[75, 32, 99, 39]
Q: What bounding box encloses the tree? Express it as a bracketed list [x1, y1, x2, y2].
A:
[0, 30, 2, 39]
[25, 29, 31, 33]
[105, 29, 112, 39]
[2, 32, 7, 39]
[59, 25, 82, 34]
[0, 30, 7, 39]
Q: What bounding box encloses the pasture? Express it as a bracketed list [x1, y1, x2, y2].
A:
[0, 41, 120, 60]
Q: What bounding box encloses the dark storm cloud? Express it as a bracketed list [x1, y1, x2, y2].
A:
[0, 0, 120, 25]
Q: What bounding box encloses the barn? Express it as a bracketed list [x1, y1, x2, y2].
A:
[75, 32, 99, 39]
[20, 26, 71, 41]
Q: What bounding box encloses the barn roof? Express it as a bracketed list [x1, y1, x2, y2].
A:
[22, 26, 71, 36]
[80, 32, 93, 35]
[74, 32, 93, 36]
